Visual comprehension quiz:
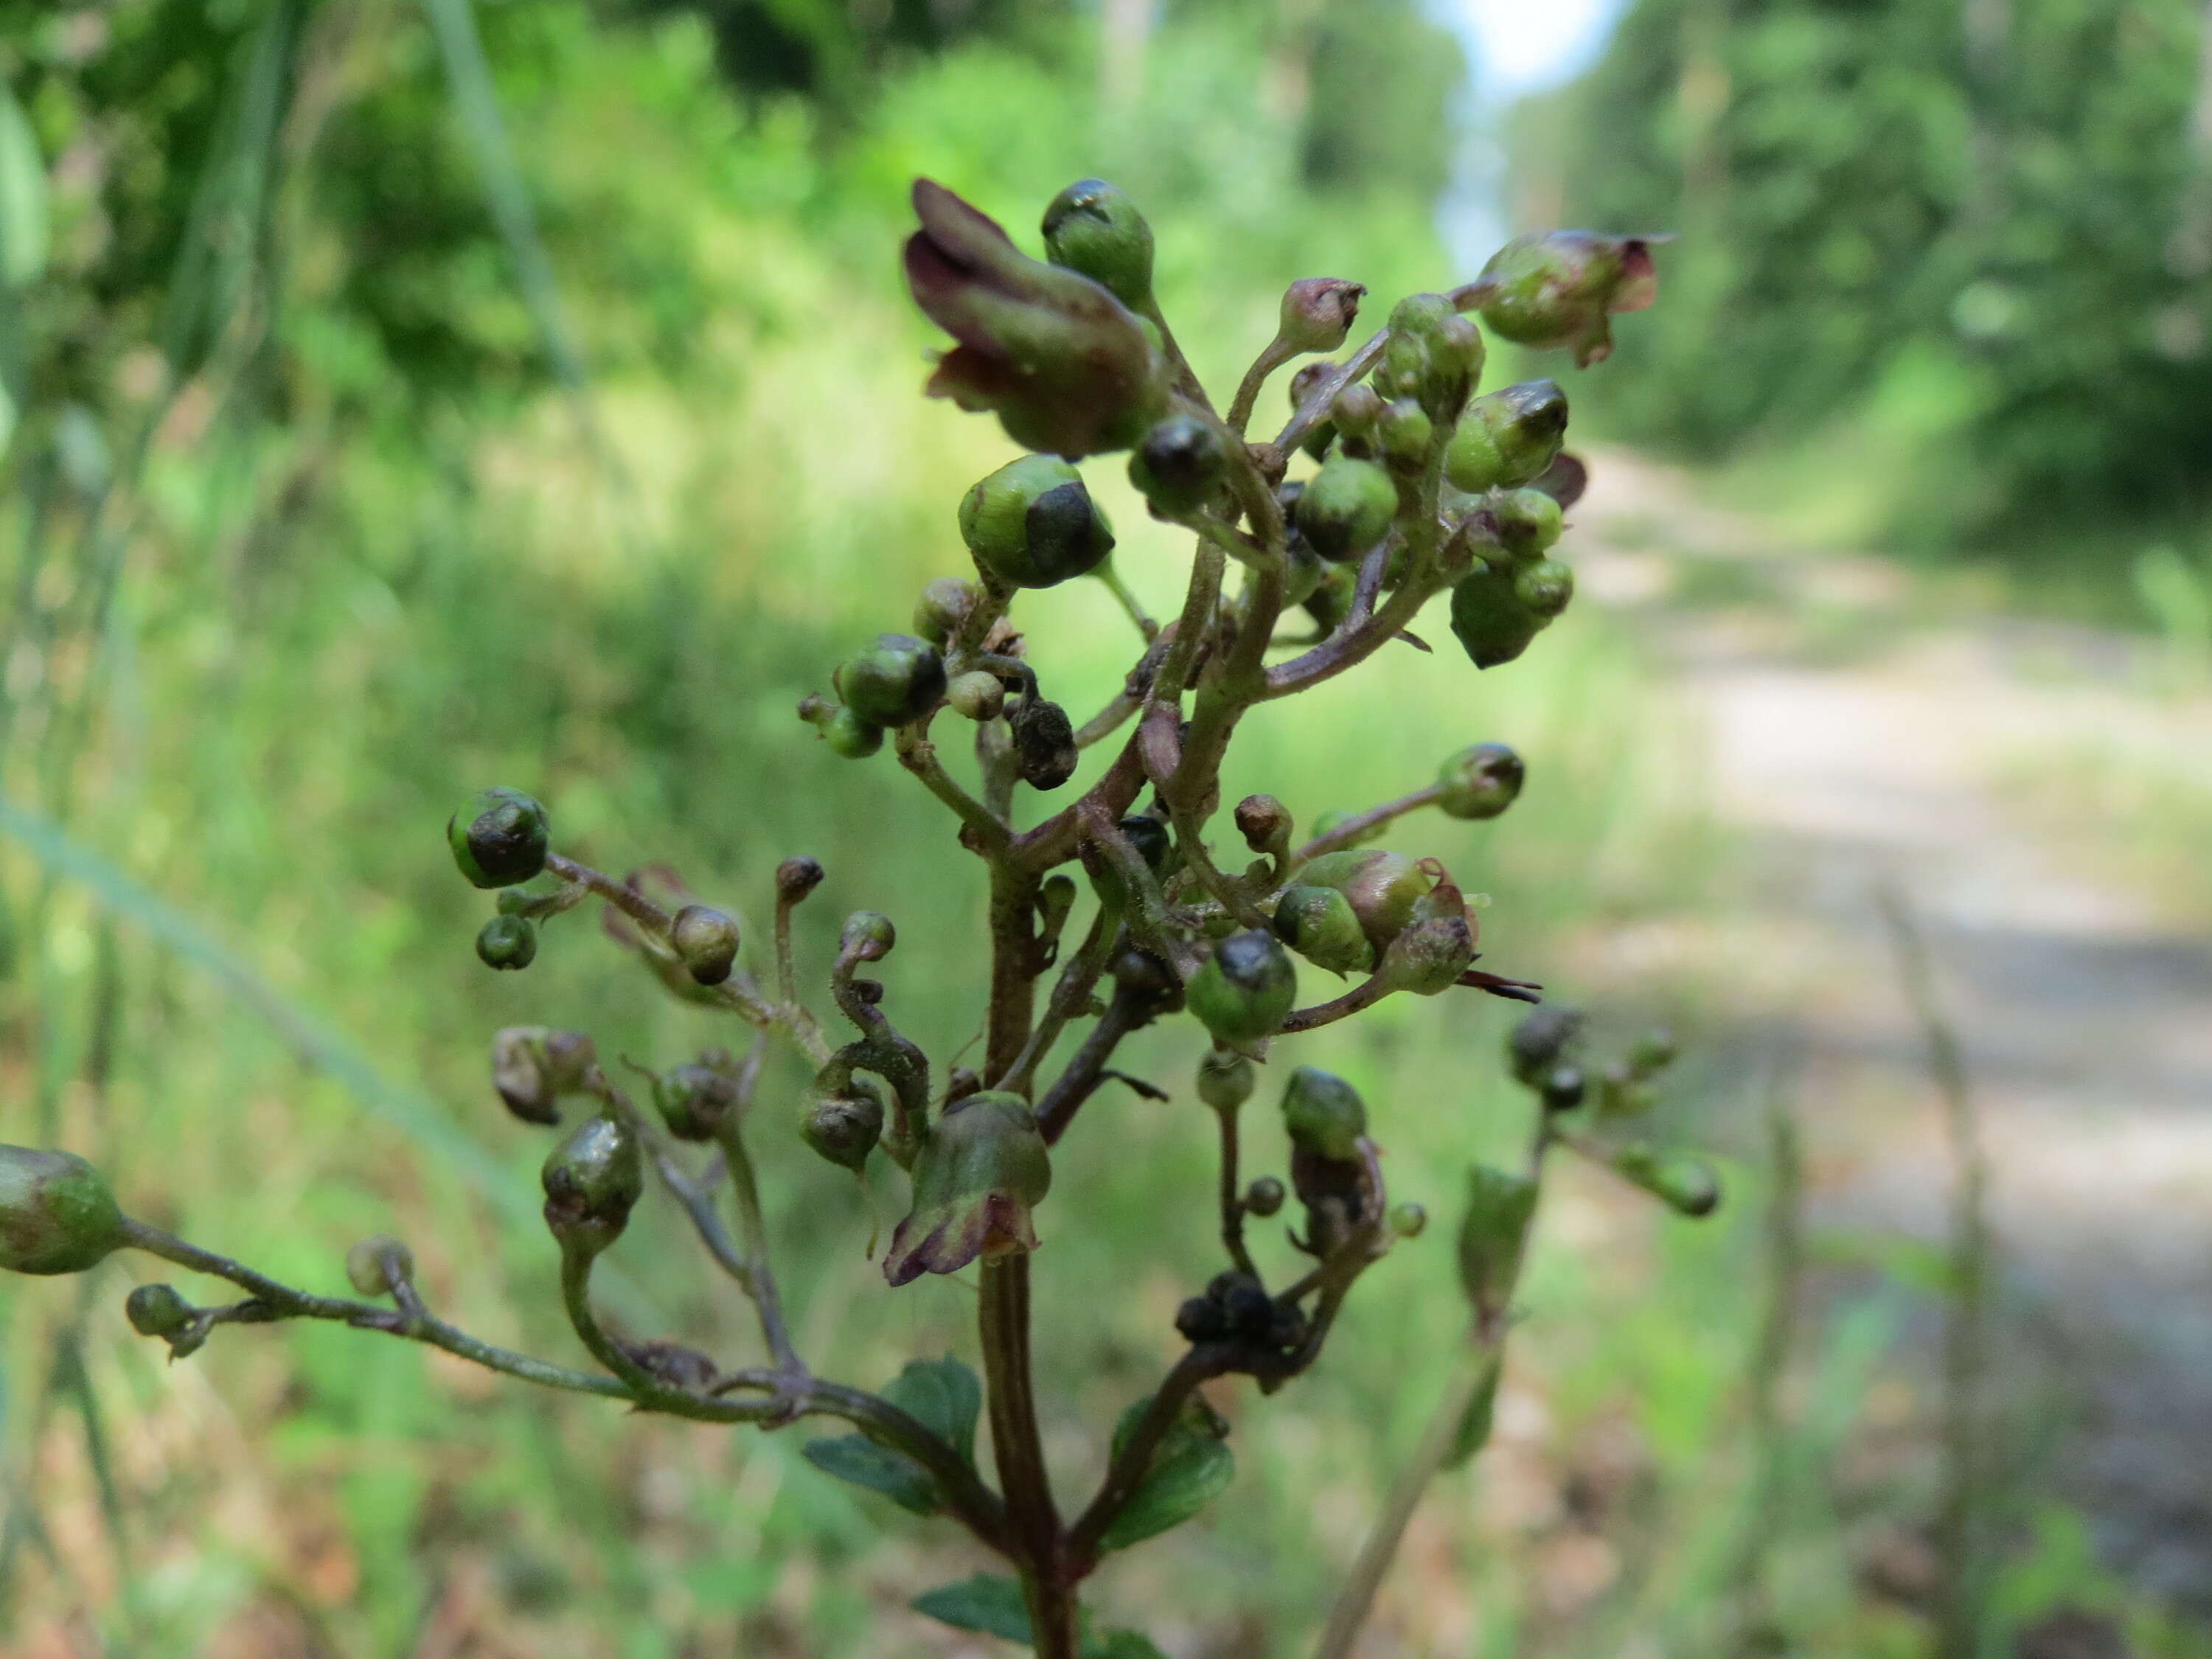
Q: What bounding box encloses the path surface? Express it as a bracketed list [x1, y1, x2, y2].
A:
[1575, 451, 2212, 1609]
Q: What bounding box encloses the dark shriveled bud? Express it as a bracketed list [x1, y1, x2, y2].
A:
[884, 1092, 1053, 1286]
[0, 1147, 124, 1276]
[1540, 1065, 1587, 1113]
[1243, 1175, 1287, 1217]
[1234, 794, 1291, 855]
[1186, 931, 1298, 1046]
[959, 455, 1117, 588]
[541, 1114, 642, 1258]
[1437, 742, 1526, 821]
[1009, 696, 1079, 791]
[1475, 232, 1662, 368]
[1279, 278, 1366, 354]
[448, 787, 550, 890]
[1042, 178, 1155, 312]
[476, 914, 538, 971]
[907, 179, 1166, 458]
[1119, 814, 1172, 872]
[801, 1077, 885, 1172]
[1507, 1005, 1584, 1085]
[776, 857, 825, 904]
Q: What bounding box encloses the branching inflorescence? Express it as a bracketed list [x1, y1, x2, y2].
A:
[2, 179, 1716, 1658]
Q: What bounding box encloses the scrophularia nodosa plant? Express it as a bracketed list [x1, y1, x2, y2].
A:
[4, 178, 1711, 1658]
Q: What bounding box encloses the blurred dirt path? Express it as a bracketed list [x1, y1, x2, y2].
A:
[1573, 450, 2212, 1608]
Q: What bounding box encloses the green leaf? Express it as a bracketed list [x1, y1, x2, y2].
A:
[0, 80, 49, 291]
[1443, 1361, 1502, 1469]
[882, 1354, 983, 1466]
[1099, 1394, 1236, 1552]
[1085, 1631, 1170, 1659]
[799, 1435, 937, 1516]
[912, 1573, 1033, 1642]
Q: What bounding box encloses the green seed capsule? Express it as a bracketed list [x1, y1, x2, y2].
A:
[1186, 930, 1298, 1046]
[1379, 907, 1477, 995]
[1042, 178, 1155, 311]
[824, 706, 885, 759]
[125, 1282, 195, 1339]
[1280, 1066, 1367, 1161]
[1128, 413, 1228, 515]
[655, 1062, 738, 1141]
[1494, 489, 1564, 561]
[1449, 562, 1546, 670]
[0, 1146, 124, 1276]
[1295, 453, 1397, 563]
[1475, 232, 1661, 368]
[1437, 742, 1526, 821]
[540, 1113, 643, 1258]
[1377, 399, 1434, 472]
[1273, 883, 1374, 975]
[1514, 558, 1574, 619]
[1294, 849, 1433, 960]
[959, 455, 1117, 589]
[1444, 380, 1570, 493]
[1279, 277, 1366, 354]
[836, 633, 947, 728]
[946, 670, 1006, 723]
[670, 904, 741, 987]
[448, 787, 550, 890]
[475, 914, 538, 971]
[1389, 1201, 1428, 1239]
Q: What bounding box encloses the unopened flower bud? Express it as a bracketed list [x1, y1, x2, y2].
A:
[942, 670, 1001, 723]
[1196, 1050, 1256, 1113]
[1449, 561, 1546, 670]
[448, 787, 550, 890]
[776, 856, 825, 904]
[1377, 399, 1433, 472]
[1186, 930, 1297, 1046]
[1457, 1163, 1539, 1322]
[0, 1147, 124, 1276]
[1281, 1066, 1367, 1161]
[1610, 1146, 1720, 1217]
[884, 1092, 1053, 1286]
[913, 576, 980, 646]
[1041, 178, 1155, 312]
[1494, 488, 1564, 562]
[1112, 946, 1183, 1012]
[1388, 1201, 1428, 1239]
[1437, 742, 1526, 821]
[1272, 883, 1373, 975]
[667, 904, 740, 987]
[476, 914, 538, 971]
[1279, 278, 1366, 354]
[1514, 558, 1574, 619]
[822, 706, 885, 759]
[959, 454, 1117, 589]
[1243, 1175, 1286, 1217]
[908, 180, 1166, 457]
[801, 1078, 885, 1172]
[1540, 1065, 1586, 1113]
[345, 1236, 416, 1298]
[1128, 413, 1229, 515]
[1234, 794, 1291, 855]
[840, 911, 897, 961]
[1295, 453, 1397, 563]
[1009, 695, 1079, 791]
[1445, 379, 1569, 493]
[1475, 231, 1661, 368]
[125, 1282, 195, 1340]
[655, 1061, 738, 1141]
[541, 1113, 642, 1257]
[1329, 381, 1384, 439]
[1373, 293, 1479, 422]
[836, 633, 947, 728]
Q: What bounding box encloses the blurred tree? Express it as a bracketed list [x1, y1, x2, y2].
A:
[1517, 0, 2212, 549]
